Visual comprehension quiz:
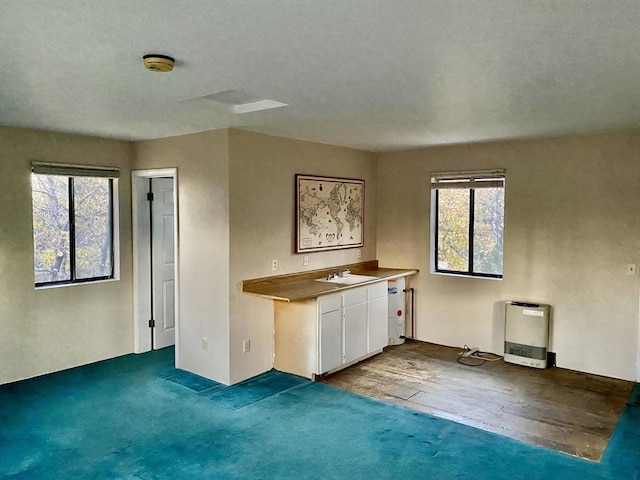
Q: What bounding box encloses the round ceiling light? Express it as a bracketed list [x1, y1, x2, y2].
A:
[143, 54, 175, 72]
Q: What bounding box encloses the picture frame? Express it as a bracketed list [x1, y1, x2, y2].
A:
[295, 174, 365, 253]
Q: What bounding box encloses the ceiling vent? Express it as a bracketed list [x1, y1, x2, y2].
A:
[191, 89, 288, 114]
[143, 54, 175, 72]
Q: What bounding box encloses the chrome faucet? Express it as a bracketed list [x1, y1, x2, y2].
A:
[327, 272, 340, 280]
[339, 269, 351, 277]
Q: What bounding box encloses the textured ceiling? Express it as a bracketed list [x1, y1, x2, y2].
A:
[1, 1, 639, 151]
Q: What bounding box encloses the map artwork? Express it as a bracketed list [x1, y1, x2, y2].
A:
[296, 175, 364, 252]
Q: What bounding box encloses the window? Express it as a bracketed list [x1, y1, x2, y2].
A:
[31, 162, 119, 286]
[431, 170, 504, 278]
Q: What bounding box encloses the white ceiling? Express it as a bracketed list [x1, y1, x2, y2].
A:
[1, 1, 640, 152]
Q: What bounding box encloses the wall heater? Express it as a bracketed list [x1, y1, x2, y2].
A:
[504, 301, 550, 369]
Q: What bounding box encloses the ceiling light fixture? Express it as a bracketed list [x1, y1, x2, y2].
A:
[143, 54, 175, 72]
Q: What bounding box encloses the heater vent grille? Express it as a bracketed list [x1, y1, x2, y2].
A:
[505, 341, 546, 360]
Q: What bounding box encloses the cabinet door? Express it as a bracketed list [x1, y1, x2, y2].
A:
[368, 295, 389, 352]
[319, 309, 343, 373]
[344, 302, 368, 364]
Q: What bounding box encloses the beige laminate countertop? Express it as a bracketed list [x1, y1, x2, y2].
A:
[242, 267, 417, 302]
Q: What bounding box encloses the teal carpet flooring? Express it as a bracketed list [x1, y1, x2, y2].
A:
[1, 348, 639, 479]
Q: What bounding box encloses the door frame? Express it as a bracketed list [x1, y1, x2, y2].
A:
[132, 169, 179, 365]
[637, 290, 640, 382]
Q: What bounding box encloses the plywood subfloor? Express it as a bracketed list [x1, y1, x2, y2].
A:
[321, 341, 634, 461]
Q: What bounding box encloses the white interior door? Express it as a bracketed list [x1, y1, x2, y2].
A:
[152, 177, 175, 350]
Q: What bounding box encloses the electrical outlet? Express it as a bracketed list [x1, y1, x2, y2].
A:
[201, 337, 208, 351]
[271, 259, 278, 271]
[626, 263, 637, 275]
[303, 255, 309, 266]
[357, 249, 361, 259]
[243, 339, 251, 353]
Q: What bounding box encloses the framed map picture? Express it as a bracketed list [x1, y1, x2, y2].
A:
[296, 174, 364, 253]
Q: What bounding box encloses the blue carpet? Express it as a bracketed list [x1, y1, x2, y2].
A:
[165, 370, 225, 393]
[165, 368, 308, 408]
[0, 348, 639, 479]
[201, 369, 309, 409]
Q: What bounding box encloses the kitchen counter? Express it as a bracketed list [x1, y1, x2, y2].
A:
[243, 260, 418, 379]
[242, 261, 418, 302]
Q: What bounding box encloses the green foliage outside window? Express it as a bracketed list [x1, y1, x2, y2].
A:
[436, 185, 504, 277]
[31, 174, 113, 285]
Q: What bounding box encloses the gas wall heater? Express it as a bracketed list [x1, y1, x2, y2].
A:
[504, 301, 550, 369]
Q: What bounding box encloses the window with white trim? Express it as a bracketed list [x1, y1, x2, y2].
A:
[31, 162, 119, 287]
[431, 170, 505, 278]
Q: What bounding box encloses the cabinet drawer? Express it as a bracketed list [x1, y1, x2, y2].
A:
[343, 286, 367, 306]
[318, 294, 341, 314]
[367, 281, 388, 300]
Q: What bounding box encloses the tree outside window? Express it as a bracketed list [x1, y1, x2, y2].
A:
[31, 173, 114, 286]
[433, 172, 504, 278]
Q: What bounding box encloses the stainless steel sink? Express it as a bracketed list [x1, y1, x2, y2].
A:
[315, 274, 380, 285]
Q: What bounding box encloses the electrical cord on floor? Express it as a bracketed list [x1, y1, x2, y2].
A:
[457, 344, 504, 367]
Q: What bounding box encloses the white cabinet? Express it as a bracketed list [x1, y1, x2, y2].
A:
[368, 296, 388, 352]
[319, 293, 342, 315]
[274, 280, 389, 379]
[367, 282, 388, 354]
[319, 296, 343, 373]
[344, 302, 368, 364]
[343, 286, 368, 364]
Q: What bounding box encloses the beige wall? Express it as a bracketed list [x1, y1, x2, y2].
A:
[377, 131, 640, 381]
[0, 127, 134, 384]
[134, 130, 231, 384]
[228, 129, 378, 383]
[5, 125, 637, 386]
[132, 129, 376, 384]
